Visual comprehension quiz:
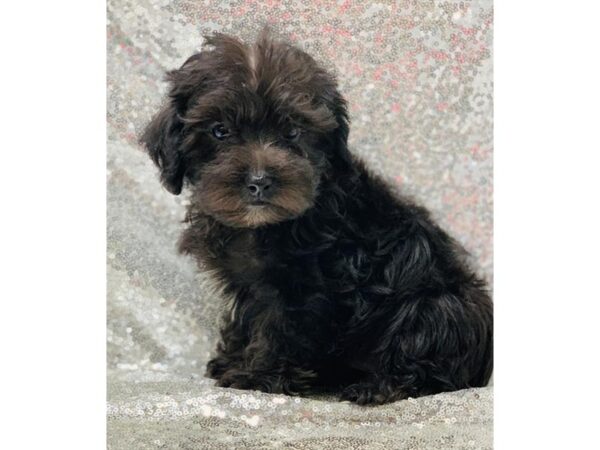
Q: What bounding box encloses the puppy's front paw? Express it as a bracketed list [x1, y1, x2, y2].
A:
[340, 382, 406, 406]
[340, 382, 381, 405]
[216, 368, 316, 395]
[216, 370, 271, 392]
[206, 356, 239, 380]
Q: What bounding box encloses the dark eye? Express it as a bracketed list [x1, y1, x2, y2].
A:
[283, 127, 300, 140]
[211, 123, 230, 140]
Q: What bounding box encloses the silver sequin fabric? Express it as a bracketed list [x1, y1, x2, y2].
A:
[107, 0, 493, 448]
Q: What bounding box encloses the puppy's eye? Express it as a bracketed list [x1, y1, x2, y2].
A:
[211, 123, 230, 140]
[283, 128, 301, 140]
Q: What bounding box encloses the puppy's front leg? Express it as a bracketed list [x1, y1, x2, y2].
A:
[205, 316, 247, 380]
[214, 287, 320, 395]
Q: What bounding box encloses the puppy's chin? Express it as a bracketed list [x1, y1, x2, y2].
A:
[207, 201, 312, 229]
[230, 204, 304, 228]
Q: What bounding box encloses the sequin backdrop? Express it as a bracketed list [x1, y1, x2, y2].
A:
[107, 1, 493, 448]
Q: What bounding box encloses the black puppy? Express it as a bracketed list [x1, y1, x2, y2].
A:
[140, 31, 493, 405]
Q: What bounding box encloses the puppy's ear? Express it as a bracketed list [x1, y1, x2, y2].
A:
[140, 102, 186, 195]
[140, 51, 214, 194]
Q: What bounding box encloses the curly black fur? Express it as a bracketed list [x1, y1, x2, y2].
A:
[140, 30, 493, 405]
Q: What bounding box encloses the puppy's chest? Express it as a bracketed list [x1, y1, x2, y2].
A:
[215, 231, 266, 281]
[206, 225, 376, 301]
[214, 230, 324, 285]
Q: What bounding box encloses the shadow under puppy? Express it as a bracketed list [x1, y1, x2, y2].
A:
[140, 31, 493, 405]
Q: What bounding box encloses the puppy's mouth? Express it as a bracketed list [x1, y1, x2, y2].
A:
[247, 199, 269, 206]
[242, 201, 298, 222]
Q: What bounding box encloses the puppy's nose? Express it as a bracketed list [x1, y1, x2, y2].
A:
[246, 173, 274, 200]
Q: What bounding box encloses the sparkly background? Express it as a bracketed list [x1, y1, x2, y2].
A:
[107, 0, 493, 448]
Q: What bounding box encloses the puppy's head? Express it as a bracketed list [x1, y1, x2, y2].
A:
[140, 31, 350, 228]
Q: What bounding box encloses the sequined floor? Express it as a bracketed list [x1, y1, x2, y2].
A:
[107, 1, 493, 448]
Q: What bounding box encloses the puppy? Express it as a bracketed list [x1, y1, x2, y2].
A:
[140, 31, 493, 405]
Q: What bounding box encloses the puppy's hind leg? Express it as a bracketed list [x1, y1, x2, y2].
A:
[340, 291, 493, 405]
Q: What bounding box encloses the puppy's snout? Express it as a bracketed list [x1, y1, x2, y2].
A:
[246, 172, 275, 200]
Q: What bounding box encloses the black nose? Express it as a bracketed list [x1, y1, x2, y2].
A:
[246, 173, 274, 199]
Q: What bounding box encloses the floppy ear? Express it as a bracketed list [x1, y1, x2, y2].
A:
[139, 101, 186, 195]
[139, 49, 214, 194]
